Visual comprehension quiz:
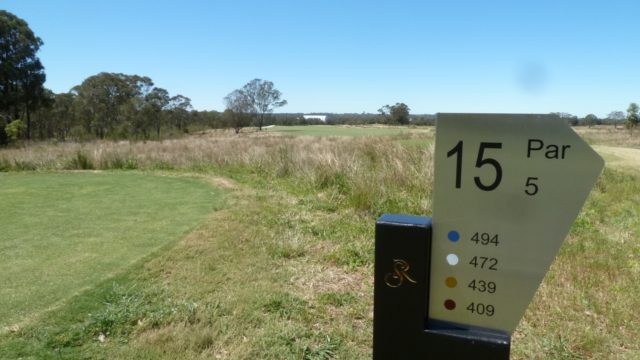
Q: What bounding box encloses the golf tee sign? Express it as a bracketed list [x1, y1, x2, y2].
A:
[430, 113, 604, 333]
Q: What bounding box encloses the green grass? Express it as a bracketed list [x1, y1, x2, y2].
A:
[0, 172, 223, 332]
[266, 125, 423, 137]
[0, 128, 638, 359]
[513, 167, 640, 359]
[396, 138, 433, 148]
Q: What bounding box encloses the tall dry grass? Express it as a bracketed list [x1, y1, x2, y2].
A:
[0, 130, 434, 215]
[574, 125, 640, 148]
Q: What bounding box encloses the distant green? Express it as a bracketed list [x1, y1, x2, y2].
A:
[396, 138, 433, 148]
[0, 172, 223, 329]
[266, 125, 418, 137]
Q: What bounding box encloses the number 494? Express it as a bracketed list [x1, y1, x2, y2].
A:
[471, 232, 499, 246]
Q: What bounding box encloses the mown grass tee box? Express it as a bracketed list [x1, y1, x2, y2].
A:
[0, 172, 223, 330]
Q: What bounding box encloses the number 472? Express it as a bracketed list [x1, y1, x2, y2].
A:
[447, 141, 539, 196]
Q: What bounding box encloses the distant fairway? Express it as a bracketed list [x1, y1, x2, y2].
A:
[0, 172, 223, 330]
[266, 125, 426, 137]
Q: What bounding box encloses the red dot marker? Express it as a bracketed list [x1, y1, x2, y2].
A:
[444, 299, 456, 310]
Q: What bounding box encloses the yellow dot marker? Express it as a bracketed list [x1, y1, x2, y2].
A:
[445, 277, 458, 288]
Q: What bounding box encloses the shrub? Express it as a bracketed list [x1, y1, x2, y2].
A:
[104, 156, 138, 170]
[13, 160, 37, 171]
[5, 119, 26, 141]
[65, 151, 94, 170]
[0, 158, 11, 171]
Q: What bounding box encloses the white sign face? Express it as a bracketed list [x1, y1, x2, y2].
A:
[429, 113, 604, 334]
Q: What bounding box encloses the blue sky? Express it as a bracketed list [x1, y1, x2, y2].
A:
[3, 0, 639, 117]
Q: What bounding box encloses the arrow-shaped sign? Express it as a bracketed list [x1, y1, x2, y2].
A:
[429, 113, 604, 334]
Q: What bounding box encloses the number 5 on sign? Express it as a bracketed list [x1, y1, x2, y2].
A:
[429, 113, 604, 334]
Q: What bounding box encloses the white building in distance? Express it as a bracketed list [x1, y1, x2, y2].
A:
[303, 114, 327, 122]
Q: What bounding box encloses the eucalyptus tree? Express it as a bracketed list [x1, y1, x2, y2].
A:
[168, 95, 193, 132]
[626, 102, 639, 134]
[583, 113, 599, 128]
[71, 73, 163, 139]
[606, 111, 625, 129]
[234, 79, 287, 130]
[0, 10, 46, 141]
[49, 92, 77, 140]
[72, 73, 136, 138]
[144, 87, 170, 139]
[378, 102, 411, 124]
[223, 89, 252, 134]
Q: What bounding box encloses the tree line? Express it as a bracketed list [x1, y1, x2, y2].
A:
[0, 11, 227, 144]
[551, 109, 639, 129]
[2, 10, 638, 145]
[1, 69, 231, 143]
[0, 9, 216, 144]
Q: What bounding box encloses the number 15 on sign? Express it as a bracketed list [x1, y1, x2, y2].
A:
[447, 141, 539, 195]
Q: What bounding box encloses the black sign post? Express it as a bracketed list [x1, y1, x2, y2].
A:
[373, 214, 511, 359]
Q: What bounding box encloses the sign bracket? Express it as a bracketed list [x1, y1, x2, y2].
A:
[374, 214, 511, 359]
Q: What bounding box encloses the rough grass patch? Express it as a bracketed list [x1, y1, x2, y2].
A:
[325, 242, 373, 269]
[151, 161, 176, 170]
[262, 292, 308, 320]
[302, 336, 342, 360]
[12, 160, 37, 171]
[104, 156, 138, 170]
[64, 151, 94, 170]
[317, 292, 358, 307]
[0, 158, 11, 171]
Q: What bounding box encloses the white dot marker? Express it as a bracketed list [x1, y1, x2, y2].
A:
[446, 254, 459, 266]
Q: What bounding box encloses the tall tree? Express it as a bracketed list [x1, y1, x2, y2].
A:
[30, 88, 55, 139]
[144, 87, 170, 139]
[49, 92, 76, 140]
[223, 89, 252, 134]
[0, 10, 46, 141]
[72, 73, 148, 139]
[168, 95, 193, 132]
[626, 102, 639, 134]
[378, 103, 411, 124]
[237, 79, 287, 130]
[606, 111, 625, 129]
[583, 113, 598, 128]
[73, 73, 131, 138]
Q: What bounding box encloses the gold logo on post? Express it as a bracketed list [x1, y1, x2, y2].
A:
[384, 259, 417, 288]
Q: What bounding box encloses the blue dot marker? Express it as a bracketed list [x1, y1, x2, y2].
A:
[448, 230, 460, 242]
